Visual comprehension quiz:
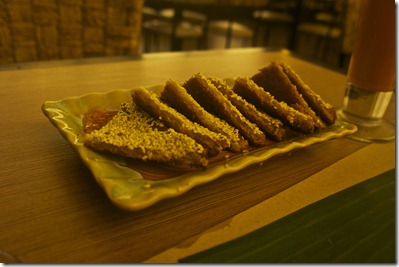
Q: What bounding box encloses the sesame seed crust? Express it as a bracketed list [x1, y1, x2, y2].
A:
[233, 77, 315, 134]
[161, 79, 249, 152]
[252, 62, 326, 130]
[209, 76, 286, 142]
[183, 73, 268, 147]
[132, 87, 229, 157]
[84, 103, 208, 168]
[279, 62, 336, 124]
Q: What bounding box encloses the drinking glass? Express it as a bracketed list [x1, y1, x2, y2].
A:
[337, 0, 395, 142]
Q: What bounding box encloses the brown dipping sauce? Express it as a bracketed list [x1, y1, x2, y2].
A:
[83, 107, 118, 133]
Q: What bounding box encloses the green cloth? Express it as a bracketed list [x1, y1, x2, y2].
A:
[180, 169, 396, 263]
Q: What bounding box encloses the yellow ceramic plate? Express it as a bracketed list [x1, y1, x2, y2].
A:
[42, 83, 357, 211]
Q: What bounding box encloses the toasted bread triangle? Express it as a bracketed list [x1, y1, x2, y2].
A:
[209, 76, 287, 142]
[233, 77, 315, 134]
[132, 87, 230, 157]
[183, 73, 268, 147]
[83, 103, 209, 169]
[279, 63, 336, 124]
[252, 62, 325, 129]
[161, 79, 249, 152]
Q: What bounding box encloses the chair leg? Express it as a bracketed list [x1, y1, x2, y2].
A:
[263, 25, 272, 46]
[144, 31, 153, 52]
[292, 31, 302, 53]
[153, 33, 161, 52]
[196, 37, 203, 50]
[201, 22, 210, 50]
[320, 37, 331, 62]
[313, 36, 323, 59]
[252, 22, 261, 47]
[225, 21, 233, 49]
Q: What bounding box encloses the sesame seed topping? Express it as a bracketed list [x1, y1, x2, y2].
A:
[85, 103, 207, 165]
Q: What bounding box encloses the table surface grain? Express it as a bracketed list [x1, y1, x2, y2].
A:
[0, 48, 395, 263]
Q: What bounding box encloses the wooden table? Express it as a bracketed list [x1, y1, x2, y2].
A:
[0, 48, 395, 263]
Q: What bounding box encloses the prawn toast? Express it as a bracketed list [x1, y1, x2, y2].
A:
[183, 73, 268, 147]
[233, 77, 315, 133]
[131, 87, 229, 157]
[252, 62, 325, 129]
[252, 62, 336, 126]
[161, 79, 249, 152]
[83, 103, 208, 169]
[209, 76, 286, 142]
[82, 62, 338, 172]
[279, 63, 336, 124]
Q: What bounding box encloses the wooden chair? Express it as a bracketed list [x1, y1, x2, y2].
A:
[0, 0, 144, 64]
[294, 0, 340, 61]
[141, 0, 269, 51]
[252, 0, 297, 48]
[206, 20, 254, 49]
[294, 0, 361, 69]
[141, 6, 206, 52]
[201, 4, 261, 49]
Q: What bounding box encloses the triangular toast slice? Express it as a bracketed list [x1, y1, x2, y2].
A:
[183, 73, 268, 147]
[131, 87, 229, 157]
[233, 77, 315, 134]
[252, 62, 325, 129]
[83, 103, 209, 169]
[279, 62, 336, 124]
[208, 76, 287, 142]
[161, 79, 249, 152]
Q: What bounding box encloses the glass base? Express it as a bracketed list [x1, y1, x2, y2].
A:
[337, 109, 395, 143]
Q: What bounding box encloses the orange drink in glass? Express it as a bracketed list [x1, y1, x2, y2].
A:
[338, 0, 395, 141]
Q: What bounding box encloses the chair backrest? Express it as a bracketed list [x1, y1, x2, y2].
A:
[0, 0, 144, 64]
